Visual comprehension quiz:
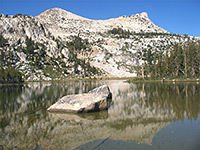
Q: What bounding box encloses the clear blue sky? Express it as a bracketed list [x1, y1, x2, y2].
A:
[0, 0, 200, 37]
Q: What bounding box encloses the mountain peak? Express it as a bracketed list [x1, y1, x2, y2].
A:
[140, 12, 148, 18]
[38, 7, 68, 15]
[36, 8, 167, 35]
[37, 7, 87, 20]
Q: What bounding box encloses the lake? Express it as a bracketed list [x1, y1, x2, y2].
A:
[0, 80, 200, 150]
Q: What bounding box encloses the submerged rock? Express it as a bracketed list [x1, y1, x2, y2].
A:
[47, 85, 112, 113]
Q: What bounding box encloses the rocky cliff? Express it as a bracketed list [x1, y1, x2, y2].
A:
[0, 8, 199, 80]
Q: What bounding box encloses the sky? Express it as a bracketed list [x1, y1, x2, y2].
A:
[0, 0, 200, 37]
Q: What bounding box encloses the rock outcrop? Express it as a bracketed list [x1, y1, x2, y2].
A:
[47, 85, 112, 113]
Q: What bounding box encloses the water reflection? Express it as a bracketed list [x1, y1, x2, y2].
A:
[134, 83, 200, 120]
[0, 81, 200, 149]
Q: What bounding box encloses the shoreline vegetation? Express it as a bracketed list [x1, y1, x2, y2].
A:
[26, 77, 200, 83]
[126, 77, 200, 83]
[1, 76, 200, 86]
[0, 66, 24, 85]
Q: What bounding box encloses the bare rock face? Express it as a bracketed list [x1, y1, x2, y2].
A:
[47, 85, 112, 113]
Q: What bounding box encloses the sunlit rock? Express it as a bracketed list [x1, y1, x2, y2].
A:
[47, 85, 112, 113]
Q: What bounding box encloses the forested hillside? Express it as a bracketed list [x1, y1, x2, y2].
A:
[138, 41, 200, 79]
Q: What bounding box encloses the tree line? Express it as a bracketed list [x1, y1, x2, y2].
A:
[107, 27, 177, 39]
[140, 40, 200, 79]
[0, 67, 24, 84]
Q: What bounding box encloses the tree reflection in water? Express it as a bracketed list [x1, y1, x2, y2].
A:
[0, 81, 200, 149]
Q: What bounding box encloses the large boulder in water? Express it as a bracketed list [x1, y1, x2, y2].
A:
[47, 85, 112, 113]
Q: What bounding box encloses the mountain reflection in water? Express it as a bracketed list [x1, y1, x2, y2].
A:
[0, 80, 200, 150]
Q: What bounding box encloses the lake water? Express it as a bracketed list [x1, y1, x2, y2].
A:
[0, 80, 200, 150]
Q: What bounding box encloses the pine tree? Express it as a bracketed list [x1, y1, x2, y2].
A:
[152, 52, 158, 78]
[175, 44, 184, 76]
[183, 44, 188, 78]
[156, 51, 163, 78]
[0, 50, 5, 66]
[187, 41, 198, 77]
[146, 49, 154, 75]
[163, 48, 169, 77]
[0, 66, 23, 84]
[0, 34, 8, 47]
